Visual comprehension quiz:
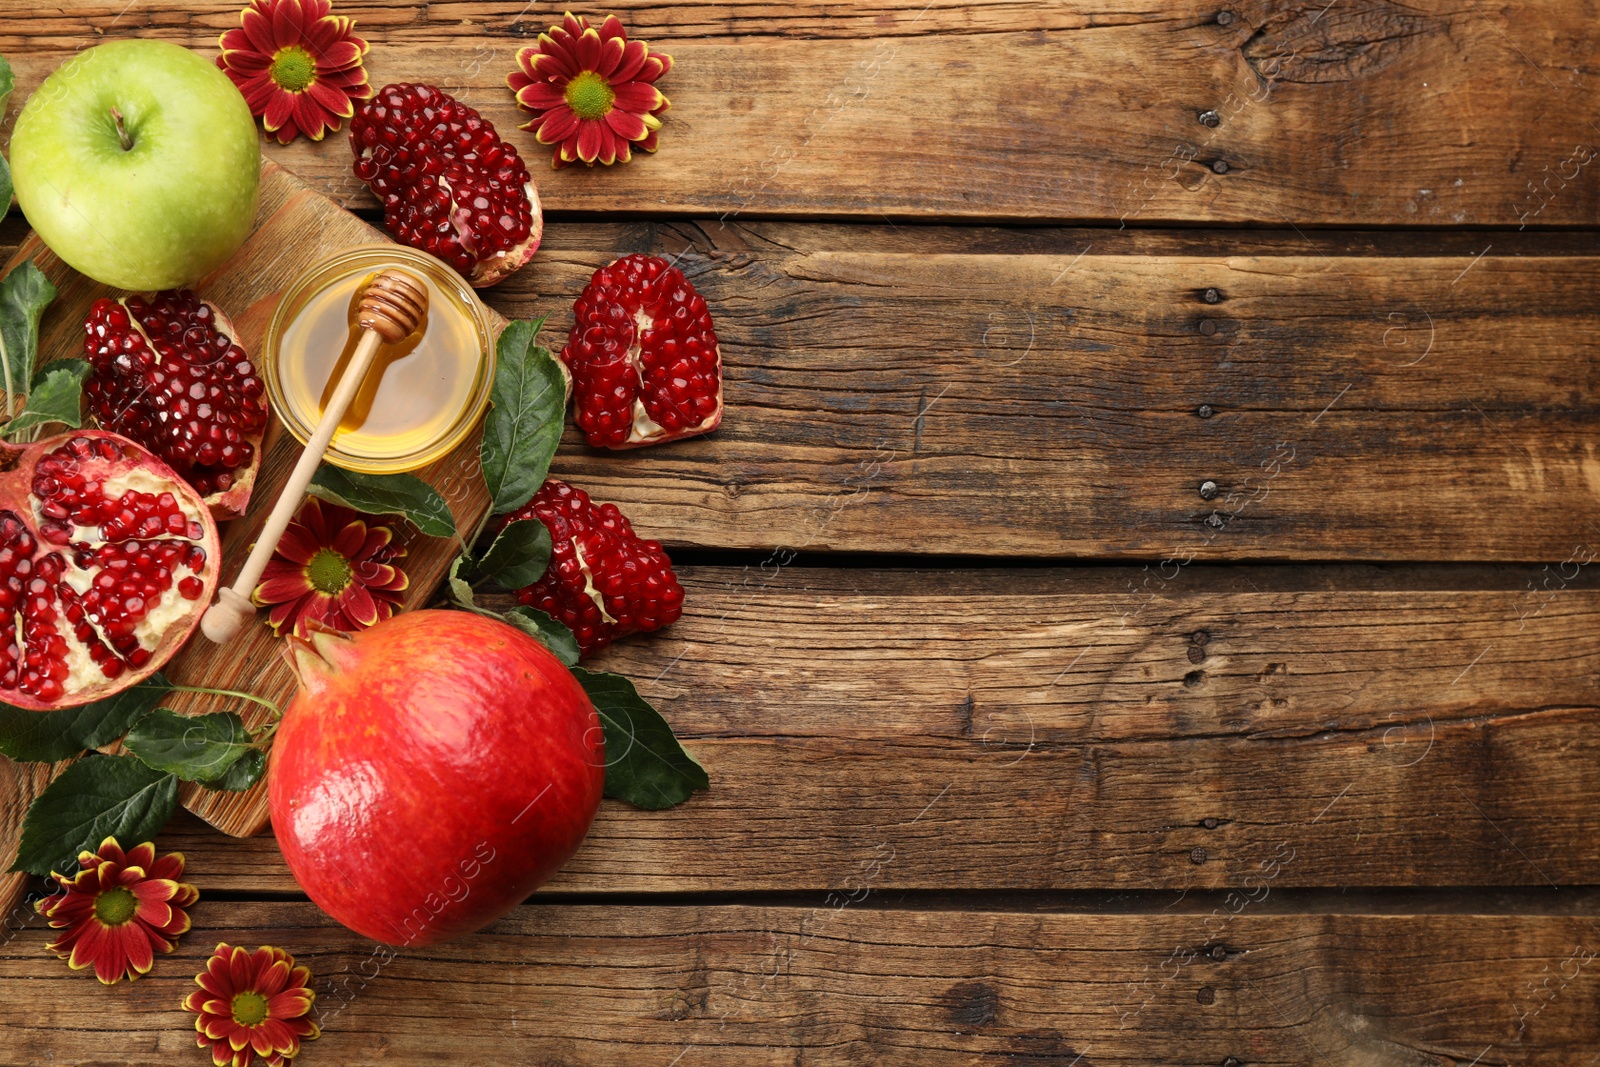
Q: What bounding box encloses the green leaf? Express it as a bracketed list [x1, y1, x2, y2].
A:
[307, 465, 456, 539]
[503, 606, 580, 667]
[206, 748, 266, 792]
[0, 54, 13, 211]
[573, 668, 708, 810]
[481, 316, 565, 515]
[447, 553, 478, 610]
[124, 708, 252, 783]
[0, 676, 172, 763]
[4, 358, 89, 438]
[0, 261, 57, 404]
[11, 756, 179, 876]
[0, 54, 14, 122]
[476, 519, 552, 589]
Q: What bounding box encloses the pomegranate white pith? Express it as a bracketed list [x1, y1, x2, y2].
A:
[0, 432, 220, 710]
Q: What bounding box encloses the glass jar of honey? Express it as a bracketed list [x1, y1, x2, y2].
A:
[264, 244, 496, 474]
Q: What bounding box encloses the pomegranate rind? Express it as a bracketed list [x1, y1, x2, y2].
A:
[0, 431, 221, 711]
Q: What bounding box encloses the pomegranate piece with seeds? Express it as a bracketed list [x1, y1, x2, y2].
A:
[0, 430, 220, 711]
[82, 290, 268, 520]
[350, 83, 544, 287]
[562, 254, 722, 449]
[505, 479, 683, 658]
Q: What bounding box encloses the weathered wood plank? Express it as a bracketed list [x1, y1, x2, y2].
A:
[498, 242, 1600, 560]
[15, 208, 1596, 559]
[74, 564, 1600, 894]
[3, 901, 1596, 1064]
[3, 2, 1596, 224]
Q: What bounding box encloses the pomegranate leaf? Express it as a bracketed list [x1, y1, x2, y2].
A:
[481, 316, 564, 515]
[447, 553, 481, 611]
[207, 748, 266, 792]
[476, 519, 552, 588]
[308, 465, 456, 539]
[10, 755, 178, 876]
[124, 708, 252, 784]
[0, 675, 172, 763]
[573, 668, 708, 810]
[0, 54, 13, 128]
[503, 606, 580, 667]
[0, 55, 11, 209]
[0, 260, 56, 403]
[4, 358, 89, 439]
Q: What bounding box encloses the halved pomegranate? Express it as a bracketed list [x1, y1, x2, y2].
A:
[350, 83, 543, 287]
[0, 431, 220, 710]
[83, 291, 267, 519]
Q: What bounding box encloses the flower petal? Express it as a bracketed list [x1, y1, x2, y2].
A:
[605, 107, 648, 143]
[329, 518, 368, 560]
[576, 118, 606, 163]
[338, 581, 380, 628]
[611, 39, 649, 83]
[574, 26, 603, 71]
[536, 105, 580, 145]
[611, 81, 664, 114]
[516, 79, 567, 112]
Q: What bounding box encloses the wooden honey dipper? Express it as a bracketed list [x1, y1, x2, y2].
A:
[202, 268, 429, 644]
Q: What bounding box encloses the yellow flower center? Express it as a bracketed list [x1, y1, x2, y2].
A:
[270, 46, 317, 93]
[232, 990, 270, 1027]
[93, 886, 137, 926]
[565, 71, 615, 120]
[307, 548, 353, 594]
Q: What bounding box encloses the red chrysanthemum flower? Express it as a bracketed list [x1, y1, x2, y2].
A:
[34, 837, 198, 985]
[183, 943, 320, 1067]
[218, 0, 374, 145]
[507, 12, 672, 168]
[253, 497, 408, 638]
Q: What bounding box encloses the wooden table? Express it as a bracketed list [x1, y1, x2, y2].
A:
[3, 2, 1599, 1063]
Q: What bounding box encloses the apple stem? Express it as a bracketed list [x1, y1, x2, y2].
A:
[109, 106, 134, 151]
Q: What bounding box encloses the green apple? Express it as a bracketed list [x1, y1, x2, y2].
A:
[11, 39, 260, 291]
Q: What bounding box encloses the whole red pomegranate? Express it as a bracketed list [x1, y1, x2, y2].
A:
[270, 610, 603, 946]
[0, 430, 220, 709]
[350, 83, 543, 287]
[83, 290, 267, 518]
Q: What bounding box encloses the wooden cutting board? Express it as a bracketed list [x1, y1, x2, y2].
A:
[0, 161, 506, 909]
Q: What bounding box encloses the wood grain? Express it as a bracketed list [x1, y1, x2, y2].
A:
[3, 2, 1597, 225]
[6, 205, 1598, 563]
[484, 237, 1600, 561]
[104, 565, 1600, 893]
[3, 900, 1598, 1064]
[2, 162, 503, 840]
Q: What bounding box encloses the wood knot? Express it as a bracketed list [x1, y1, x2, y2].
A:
[358, 269, 429, 343]
[1240, 0, 1435, 85]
